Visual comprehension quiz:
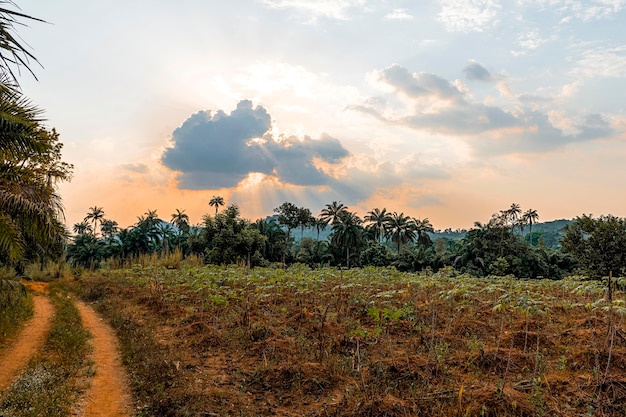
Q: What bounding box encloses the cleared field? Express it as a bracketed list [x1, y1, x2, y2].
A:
[79, 265, 626, 416]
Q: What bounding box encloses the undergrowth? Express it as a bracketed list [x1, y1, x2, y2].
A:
[73, 265, 626, 416]
[0, 287, 92, 417]
[0, 279, 32, 347]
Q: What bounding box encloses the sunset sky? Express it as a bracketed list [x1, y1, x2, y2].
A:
[17, 0, 626, 230]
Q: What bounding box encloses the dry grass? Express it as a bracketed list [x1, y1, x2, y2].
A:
[74, 265, 626, 416]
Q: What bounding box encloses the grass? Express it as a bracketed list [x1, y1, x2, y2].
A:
[0, 279, 33, 347]
[71, 264, 626, 416]
[0, 286, 92, 417]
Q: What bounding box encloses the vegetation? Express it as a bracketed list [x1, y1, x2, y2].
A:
[0, 278, 31, 345]
[64, 201, 585, 280]
[0, 2, 72, 274]
[74, 263, 626, 416]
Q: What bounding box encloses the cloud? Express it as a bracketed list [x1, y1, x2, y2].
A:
[463, 61, 495, 82]
[572, 46, 626, 79]
[378, 64, 464, 102]
[259, 0, 365, 20]
[511, 29, 549, 56]
[121, 163, 149, 174]
[352, 64, 614, 154]
[385, 8, 414, 20]
[161, 100, 350, 189]
[437, 0, 501, 32]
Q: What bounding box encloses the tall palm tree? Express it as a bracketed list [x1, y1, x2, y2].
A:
[385, 212, 416, 253]
[522, 208, 539, 237]
[413, 217, 434, 246]
[331, 211, 363, 268]
[0, 4, 68, 264]
[170, 208, 190, 233]
[364, 208, 390, 243]
[84, 206, 105, 237]
[319, 201, 348, 226]
[313, 217, 328, 241]
[0, 87, 68, 262]
[100, 219, 119, 239]
[209, 195, 225, 215]
[72, 221, 92, 236]
[506, 203, 522, 232]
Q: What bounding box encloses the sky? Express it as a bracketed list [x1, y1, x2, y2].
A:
[15, 0, 626, 230]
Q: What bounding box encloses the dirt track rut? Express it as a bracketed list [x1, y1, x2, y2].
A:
[0, 295, 54, 392]
[76, 301, 133, 417]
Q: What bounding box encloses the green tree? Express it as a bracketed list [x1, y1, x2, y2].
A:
[72, 221, 92, 236]
[364, 208, 390, 243]
[319, 201, 348, 226]
[330, 211, 363, 268]
[522, 208, 540, 238]
[170, 209, 190, 233]
[413, 217, 434, 246]
[385, 212, 416, 253]
[209, 195, 225, 215]
[100, 219, 119, 239]
[1, 94, 72, 263]
[562, 214, 626, 295]
[84, 206, 105, 237]
[296, 207, 315, 240]
[274, 202, 299, 247]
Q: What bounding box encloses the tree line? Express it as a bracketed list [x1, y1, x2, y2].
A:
[60, 199, 620, 280]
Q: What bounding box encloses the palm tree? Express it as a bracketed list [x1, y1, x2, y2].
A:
[0, 5, 68, 264]
[413, 218, 434, 246]
[296, 207, 314, 240]
[319, 201, 348, 226]
[364, 208, 390, 243]
[100, 219, 119, 239]
[313, 217, 328, 241]
[209, 195, 225, 215]
[331, 211, 363, 268]
[73, 221, 92, 236]
[170, 209, 190, 233]
[0, 89, 68, 262]
[505, 203, 522, 232]
[522, 209, 540, 237]
[385, 212, 416, 253]
[84, 206, 105, 237]
[0, 3, 44, 84]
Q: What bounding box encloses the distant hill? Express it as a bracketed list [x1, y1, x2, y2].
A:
[430, 219, 573, 248]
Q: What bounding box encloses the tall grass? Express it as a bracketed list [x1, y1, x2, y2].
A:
[0, 279, 32, 346]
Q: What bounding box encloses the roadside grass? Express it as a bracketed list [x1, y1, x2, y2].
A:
[0, 286, 92, 417]
[0, 279, 32, 347]
[73, 264, 626, 416]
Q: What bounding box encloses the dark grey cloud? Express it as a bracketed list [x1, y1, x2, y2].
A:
[463, 61, 495, 82]
[353, 64, 614, 155]
[161, 100, 349, 189]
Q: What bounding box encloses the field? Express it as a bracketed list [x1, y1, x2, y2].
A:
[74, 264, 626, 417]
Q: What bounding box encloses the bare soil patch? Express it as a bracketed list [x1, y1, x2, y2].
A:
[0, 295, 54, 391]
[76, 301, 133, 416]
